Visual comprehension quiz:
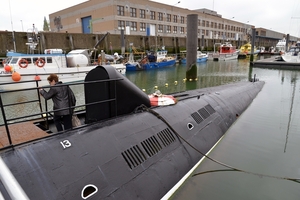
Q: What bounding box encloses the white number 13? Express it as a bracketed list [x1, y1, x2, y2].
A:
[60, 140, 72, 149]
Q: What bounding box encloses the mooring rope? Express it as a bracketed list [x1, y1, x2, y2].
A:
[137, 104, 300, 184]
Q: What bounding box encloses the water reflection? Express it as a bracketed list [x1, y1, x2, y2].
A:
[169, 68, 300, 200]
[125, 60, 251, 94]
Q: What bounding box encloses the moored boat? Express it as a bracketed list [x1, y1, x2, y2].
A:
[1, 49, 126, 91]
[238, 43, 260, 59]
[208, 42, 239, 61]
[125, 49, 176, 71]
[180, 50, 208, 64]
[281, 41, 300, 63]
[275, 38, 286, 54]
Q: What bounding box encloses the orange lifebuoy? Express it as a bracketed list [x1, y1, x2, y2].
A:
[35, 58, 45, 68]
[18, 59, 28, 68]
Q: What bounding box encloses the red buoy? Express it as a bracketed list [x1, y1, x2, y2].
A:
[4, 65, 11, 72]
[12, 72, 21, 81]
[35, 75, 41, 81]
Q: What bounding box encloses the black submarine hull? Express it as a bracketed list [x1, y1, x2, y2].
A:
[0, 66, 264, 199]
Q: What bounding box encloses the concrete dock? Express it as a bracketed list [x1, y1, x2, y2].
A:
[251, 57, 300, 70]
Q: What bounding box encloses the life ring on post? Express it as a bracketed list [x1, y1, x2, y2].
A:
[35, 58, 45, 68]
[18, 59, 28, 68]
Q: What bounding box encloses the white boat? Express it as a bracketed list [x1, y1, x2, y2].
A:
[281, 41, 300, 63]
[180, 50, 208, 63]
[257, 46, 265, 53]
[0, 49, 126, 91]
[208, 42, 239, 61]
[275, 38, 286, 54]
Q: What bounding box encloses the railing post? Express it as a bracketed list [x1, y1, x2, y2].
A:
[0, 94, 12, 145]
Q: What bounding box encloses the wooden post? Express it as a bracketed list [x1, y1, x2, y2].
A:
[186, 14, 198, 80]
[250, 28, 256, 62]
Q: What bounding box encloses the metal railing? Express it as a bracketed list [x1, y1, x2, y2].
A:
[0, 77, 122, 149]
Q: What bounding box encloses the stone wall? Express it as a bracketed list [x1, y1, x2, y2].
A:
[0, 31, 244, 57]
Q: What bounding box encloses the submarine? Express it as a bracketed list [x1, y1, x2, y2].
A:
[0, 65, 264, 199]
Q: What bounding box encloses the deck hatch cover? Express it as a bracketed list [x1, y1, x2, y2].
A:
[191, 112, 204, 124]
[157, 128, 176, 147]
[141, 135, 162, 157]
[198, 107, 210, 119]
[205, 104, 216, 114]
[121, 145, 147, 169]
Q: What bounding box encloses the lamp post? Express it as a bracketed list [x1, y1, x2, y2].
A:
[8, 0, 16, 52]
[171, 1, 180, 55]
[20, 20, 24, 32]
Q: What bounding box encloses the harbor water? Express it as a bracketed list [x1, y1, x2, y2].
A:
[1, 56, 300, 199]
[168, 59, 300, 199]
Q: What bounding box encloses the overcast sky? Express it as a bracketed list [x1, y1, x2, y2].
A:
[1, 0, 300, 37]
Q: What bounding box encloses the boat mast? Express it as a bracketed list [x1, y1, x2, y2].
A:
[8, 0, 16, 52]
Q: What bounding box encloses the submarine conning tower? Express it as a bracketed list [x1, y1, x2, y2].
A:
[84, 65, 151, 123]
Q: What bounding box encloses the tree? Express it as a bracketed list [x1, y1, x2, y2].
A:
[43, 16, 50, 31]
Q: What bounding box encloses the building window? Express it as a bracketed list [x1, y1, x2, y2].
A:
[210, 22, 213, 28]
[118, 20, 125, 30]
[140, 9, 145, 18]
[150, 11, 155, 20]
[167, 14, 171, 22]
[130, 22, 137, 31]
[173, 26, 177, 34]
[158, 12, 163, 21]
[140, 22, 146, 31]
[130, 8, 137, 17]
[180, 16, 184, 24]
[198, 20, 201, 26]
[173, 15, 177, 23]
[206, 21, 209, 27]
[206, 30, 209, 36]
[117, 5, 124, 16]
[214, 22, 217, 29]
[202, 20, 205, 27]
[158, 24, 163, 33]
[180, 27, 184, 34]
[166, 25, 171, 33]
[202, 29, 205, 36]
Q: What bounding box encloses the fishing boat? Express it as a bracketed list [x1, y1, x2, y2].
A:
[208, 42, 239, 61]
[238, 43, 260, 59]
[281, 41, 300, 63]
[125, 49, 176, 71]
[0, 65, 264, 200]
[180, 50, 208, 64]
[0, 49, 126, 91]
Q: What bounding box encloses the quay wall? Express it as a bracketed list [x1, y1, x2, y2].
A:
[0, 31, 244, 57]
